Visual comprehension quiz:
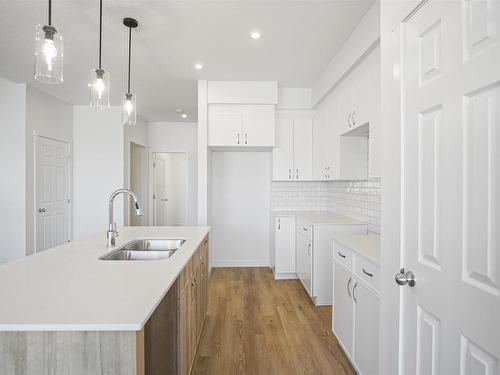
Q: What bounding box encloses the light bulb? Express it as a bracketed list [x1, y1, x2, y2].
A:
[124, 99, 133, 115]
[93, 78, 105, 99]
[42, 38, 57, 72]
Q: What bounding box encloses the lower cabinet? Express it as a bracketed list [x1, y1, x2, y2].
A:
[179, 235, 209, 375]
[332, 242, 379, 375]
[273, 215, 296, 278]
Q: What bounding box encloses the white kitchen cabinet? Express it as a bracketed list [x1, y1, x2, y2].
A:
[353, 279, 379, 375]
[273, 117, 294, 181]
[312, 92, 338, 181]
[332, 239, 380, 375]
[333, 262, 354, 357]
[273, 216, 296, 279]
[293, 118, 313, 181]
[272, 110, 313, 181]
[208, 104, 275, 147]
[296, 228, 312, 295]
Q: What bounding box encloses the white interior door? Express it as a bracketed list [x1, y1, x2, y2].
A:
[36, 136, 70, 252]
[399, 1, 500, 374]
[154, 153, 187, 226]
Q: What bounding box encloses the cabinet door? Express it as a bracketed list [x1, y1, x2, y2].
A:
[313, 93, 338, 180]
[303, 238, 312, 295]
[273, 116, 294, 181]
[333, 262, 354, 357]
[367, 45, 381, 178]
[208, 105, 242, 146]
[179, 288, 191, 375]
[242, 105, 275, 147]
[337, 76, 353, 135]
[351, 58, 370, 130]
[353, 280, 379, 375]
[293, 118, 313, 181]
[274, 216, 296, 273]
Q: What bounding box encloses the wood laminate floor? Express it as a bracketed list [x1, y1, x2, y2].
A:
[191, 267, 355, 375]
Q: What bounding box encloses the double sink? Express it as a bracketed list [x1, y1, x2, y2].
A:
[99, 239, 186, 261]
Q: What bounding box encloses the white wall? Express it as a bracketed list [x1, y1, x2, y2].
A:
[72, 106, 124, 240]
[25, 86, 73, 255]
[312, 1, 380, 106]
[148, 122, 198, 225]
[0, 77, 26, 264]
[210, 151, 271, 267]
[124, 116, 148, 225]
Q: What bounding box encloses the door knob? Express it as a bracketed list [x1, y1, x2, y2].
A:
[395, 268, 416, 287]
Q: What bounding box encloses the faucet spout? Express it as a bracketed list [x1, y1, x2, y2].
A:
[107, 189, 143, 248]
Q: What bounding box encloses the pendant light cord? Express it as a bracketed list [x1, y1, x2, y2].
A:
[48, 0, 52, 25]
[127, 26, 132, 93]
[98, 0, 103, 69]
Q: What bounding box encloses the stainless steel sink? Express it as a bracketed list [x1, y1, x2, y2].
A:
[99, 239, 185, 261]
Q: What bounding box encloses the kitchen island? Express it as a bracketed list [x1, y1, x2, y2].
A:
[0, 226, 210, 375]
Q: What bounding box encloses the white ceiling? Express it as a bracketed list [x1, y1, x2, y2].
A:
[0, 0, 373, 122]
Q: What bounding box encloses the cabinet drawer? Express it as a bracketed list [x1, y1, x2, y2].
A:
[355, 256, 380, 292]
[334, 242, 352, 269]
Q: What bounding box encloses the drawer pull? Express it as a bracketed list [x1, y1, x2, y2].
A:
[303, 227, 308, 232]
[347, 277, 352, 297]
[338, 251, 346, 259]
[362, 268, 374, 277]
[353, 282, 358, 303]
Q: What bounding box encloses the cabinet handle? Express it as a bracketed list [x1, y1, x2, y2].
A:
[278, 219, 281, 230]
[348, 112, 352, 128]
[245, 133, 248, 145]
[347, 277, 352, 297]
[296, 169, 299, 179]
[362, 268, 374, 277]
[237, 133, 240, 145]
[338, 251, 346, 258]
[352, 110, 356, 127]
[307, 243, 311, 256]
[353, 282, 358, 303]
[288, 168, 292, 180]
[302, 227, 308, 232]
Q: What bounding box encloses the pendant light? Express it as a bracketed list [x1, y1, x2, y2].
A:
[34, 0, 63, 84]
[122, 18, 138, 125]
[89, 0, 110, 109]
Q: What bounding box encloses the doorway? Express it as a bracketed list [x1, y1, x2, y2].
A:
[35, 135, 71, 252]
[130, 142, 148, 226]
[153, 152, 188, 226]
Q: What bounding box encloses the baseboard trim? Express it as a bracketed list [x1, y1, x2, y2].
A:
[211, 259, 270, 268]
[273, 272, 298, 280]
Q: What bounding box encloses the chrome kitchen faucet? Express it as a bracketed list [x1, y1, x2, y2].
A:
[107, 189, 143, 248]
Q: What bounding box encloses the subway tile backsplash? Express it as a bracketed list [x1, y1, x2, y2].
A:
[271, 179, 381, 233]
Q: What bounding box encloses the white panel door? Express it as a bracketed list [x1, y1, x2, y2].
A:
[272, 116, 294, 181]
[242, 105, 275, 147]
[353, 279, 379, 375]
[400, 1, 500, 374]
[274, 216, 295, 273]
[36, 136, 70, 252]
[208, 105, 242, 146]
[293, 118, 313, 181]
[333, 261, 354, 357]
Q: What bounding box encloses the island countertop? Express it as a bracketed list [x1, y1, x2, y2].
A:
[0, 226, 210, 332]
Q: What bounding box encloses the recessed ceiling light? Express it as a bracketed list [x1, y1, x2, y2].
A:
[181, 113, 188, 119]
[176, 108, 183, 113]
[250, 31, 262, 39]
[194, 63, 204, 70]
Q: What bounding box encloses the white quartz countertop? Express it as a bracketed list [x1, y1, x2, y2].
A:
[272, 210, 365, 226]
[333, 233, 380, 264]
[0, 226, 210, 332]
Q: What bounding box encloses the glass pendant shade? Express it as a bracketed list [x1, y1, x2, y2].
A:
[89, 68, 110, 109]
[34, 24, 63, 84]
[122, 93, 137, 125]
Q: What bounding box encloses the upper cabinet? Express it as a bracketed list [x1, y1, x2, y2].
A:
[208, 104, 275, 147]
[273, 110, 313, 181]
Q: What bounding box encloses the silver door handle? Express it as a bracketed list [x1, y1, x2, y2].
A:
[395, 268, 416, 287]
[362, 268, 373, 277]
[338, 251, 346, 258]
[347, 277, 352, 297]
[353, 282, 358, 303]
